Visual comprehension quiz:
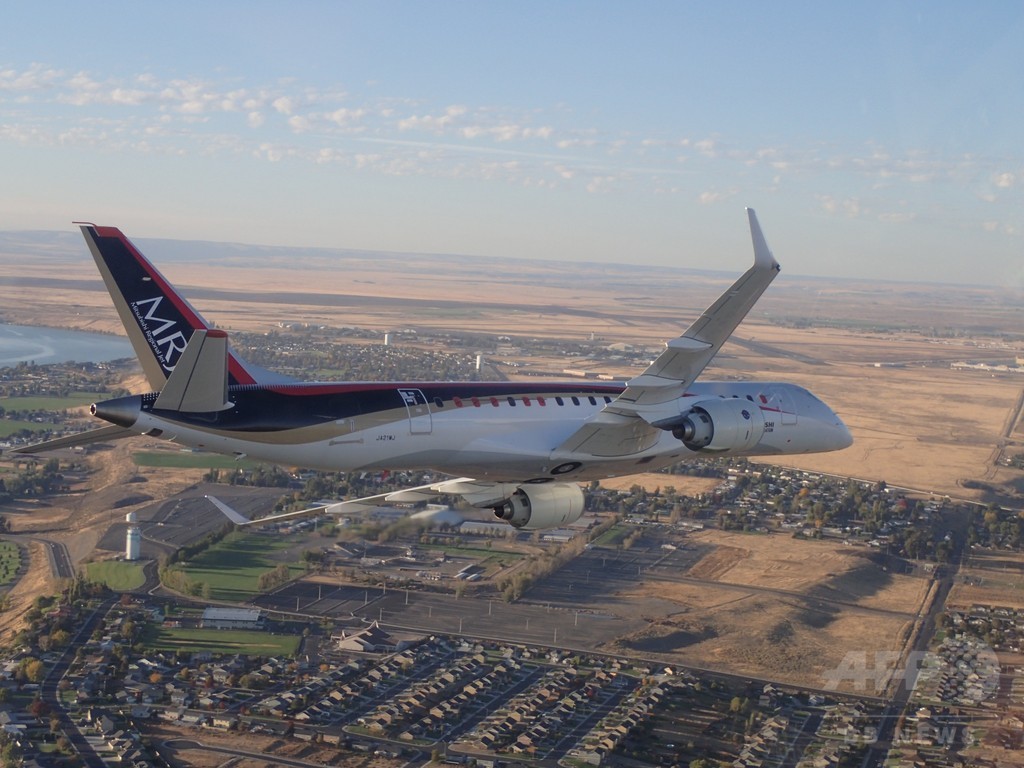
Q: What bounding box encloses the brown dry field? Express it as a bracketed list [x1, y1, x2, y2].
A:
[0, 438, 206, 645]
[608, 529, 927, 690]
[145, 722, 406, 768]
[597, 473, 723, 495]
[947, 549, 1024, 610]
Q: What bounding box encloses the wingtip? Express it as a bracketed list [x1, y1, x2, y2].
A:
[206, 495, 251, 525]
[746, 208, 779, 270]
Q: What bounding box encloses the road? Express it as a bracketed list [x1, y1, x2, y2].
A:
[41, 538, 74, 579]
[40, 596, 117, 768]
[859, 505, 971, 767]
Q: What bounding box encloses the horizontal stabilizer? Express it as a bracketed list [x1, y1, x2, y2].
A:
[11, 424, 135, 454]
[153, 329, 233, 412]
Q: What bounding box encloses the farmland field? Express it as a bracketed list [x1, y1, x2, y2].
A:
[166, 531, 306, 601]
[0, 393, 107, 411]
[142, 625, 300, 656]
[133, 451, 262, 470]
[86, 560, 146, 591]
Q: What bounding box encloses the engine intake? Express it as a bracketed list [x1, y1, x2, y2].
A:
[671, 397, 765, 453]
[493, 483, 585, 530]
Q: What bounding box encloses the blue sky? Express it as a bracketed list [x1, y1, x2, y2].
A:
[2, 2, 1023, 286]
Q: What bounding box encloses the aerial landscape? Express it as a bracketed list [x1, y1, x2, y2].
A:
[0, 223, 1021, 767]
[2, 3, 1024, 768]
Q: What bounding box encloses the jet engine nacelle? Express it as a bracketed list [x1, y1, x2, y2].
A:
[671, 397, 765, 453]
[493, 483, 586, 530]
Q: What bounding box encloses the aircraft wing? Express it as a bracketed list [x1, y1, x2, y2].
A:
[10, 425, 136, 455]
[207, 476, 521, 527]
[555, 209, 780, 456]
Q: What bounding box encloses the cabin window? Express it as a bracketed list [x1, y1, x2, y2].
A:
[434, 397, 444, 408]
[490, 397, 499, 407]
[523, 397, 531, 406]
[471, 397, 481, 407]
[555, 397, 565, 406]
[588, 396, 597, 406]
[453, 397, 463, 408]
[603, 396, 612, 404]
[537, 396, 546, 406]
[571, 396, 580, 406]
[507, 396, 516, 406]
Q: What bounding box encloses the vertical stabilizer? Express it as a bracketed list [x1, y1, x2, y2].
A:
[77, 224, 289, 389]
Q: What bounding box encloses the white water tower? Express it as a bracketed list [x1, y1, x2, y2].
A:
[125, 512, 141, 561]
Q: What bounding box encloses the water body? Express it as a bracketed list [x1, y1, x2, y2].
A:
[0, 324, 133, 368]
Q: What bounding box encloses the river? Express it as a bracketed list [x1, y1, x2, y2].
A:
[0, 324, 133, 368]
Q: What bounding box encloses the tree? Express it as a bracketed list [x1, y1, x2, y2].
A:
[27, 697, 50, 719]
[49, 629, 70, 649]
[22, 659, 45, 684]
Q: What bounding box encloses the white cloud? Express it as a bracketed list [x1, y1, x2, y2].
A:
[552, 164, 575, 180]
[272, 96, 295, 115]
[329, 107, 366, 126]
[698, 190, 735, 205]
[695, 139, 717, 158]
[819, 196, 864, 218]
[0, 64, 63, 92]
[878, 211, 917, 223]
[993, 172, 1015, 189]
[586, 175, 617, 193]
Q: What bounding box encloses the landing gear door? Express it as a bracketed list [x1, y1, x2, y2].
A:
[398, 388, 432, 434]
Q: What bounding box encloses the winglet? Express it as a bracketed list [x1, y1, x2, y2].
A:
[746, 208, 779, 271]
[207, 495, 251, 525]
[569, 207, 783, 418]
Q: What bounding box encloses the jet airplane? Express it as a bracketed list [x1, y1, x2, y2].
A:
[20, 210, 851, 530]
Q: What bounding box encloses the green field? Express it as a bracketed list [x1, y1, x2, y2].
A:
[132, 451, 261, 470]
[0, 540, 21, 585]
[0, 393, 107, 411]
[0, 419, 60, 437]
[86, 560, 146, 591]
[167, 531, 305, 601]
[592, 524, 631, 548]
[142, 625, 300, 656]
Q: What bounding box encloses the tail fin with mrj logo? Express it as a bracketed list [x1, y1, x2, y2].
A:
[76, 223, 290, 390]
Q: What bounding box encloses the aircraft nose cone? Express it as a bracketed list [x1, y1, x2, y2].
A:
[91, 395, 142, 428]
[830, 417, 854, 451]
